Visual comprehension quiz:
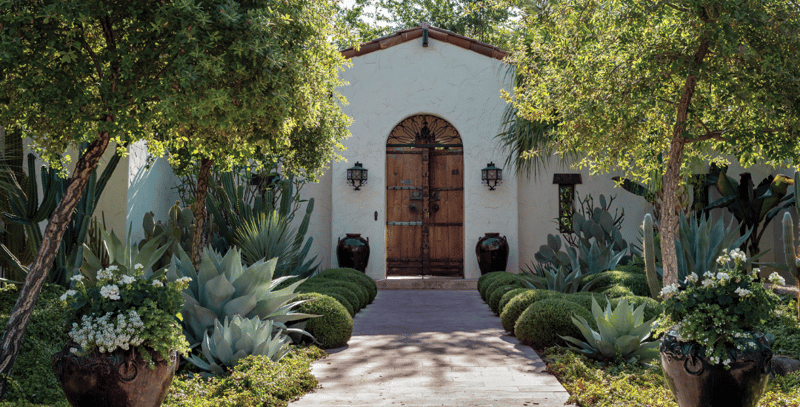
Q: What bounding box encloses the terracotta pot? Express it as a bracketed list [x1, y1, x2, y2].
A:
[53, 343, 178, 407]
[337, 233, 370, 273]
[475, 233, 509, 275]
[660, 328, 772, 407]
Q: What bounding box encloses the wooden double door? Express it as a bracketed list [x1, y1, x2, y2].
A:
[386, 115, 464, 277]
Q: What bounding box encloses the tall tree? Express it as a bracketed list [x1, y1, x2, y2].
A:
[340, 0, 517, 48]
[157, 0, 351, 266]
[507, 0, 800, 288]
[0, 0, 348, 393]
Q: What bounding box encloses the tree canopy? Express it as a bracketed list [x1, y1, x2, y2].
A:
[507, 0, 800, 286]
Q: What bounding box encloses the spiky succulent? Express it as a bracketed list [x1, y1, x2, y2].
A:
[166, 246, 313, 346]
[188, 315, 292, 375]
[560, 297, 659, 363]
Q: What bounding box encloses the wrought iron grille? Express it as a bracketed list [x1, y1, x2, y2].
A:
[386, 115, 463, 147]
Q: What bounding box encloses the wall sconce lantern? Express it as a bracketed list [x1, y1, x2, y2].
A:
[347, 162, 368, 190]
[481, 162, 502, 191]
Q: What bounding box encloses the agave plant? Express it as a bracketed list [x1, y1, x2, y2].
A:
[188, 315, 292, 375]
[560, 297, 659, 363]
[515, 262, 602, 294]
[234, 210, 318, 278]
[166, 246, 313, 346]
[675, 212, 754, 286]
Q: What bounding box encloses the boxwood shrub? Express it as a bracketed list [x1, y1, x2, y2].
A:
[294, 293, 353, 349]
[315, 268, 378, 303]
[481, 273, 521, 302]
[478, 271, 510, 300]
[514, 298, 593, 349]
[488, 284, 524, 315]
[497, 288, 530, 316]
[500, 289, 565, 333]
[583, 270, 649, 296]
[304, 288, 356, 317]
[300, 279, 368, 310]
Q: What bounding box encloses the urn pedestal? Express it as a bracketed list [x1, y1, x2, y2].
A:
[337, 233, 370, 273]
[476, 233, 509, 275]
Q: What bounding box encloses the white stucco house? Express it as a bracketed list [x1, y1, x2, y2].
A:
[6, 24, 797, 283]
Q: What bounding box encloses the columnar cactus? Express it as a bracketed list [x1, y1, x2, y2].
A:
[642, 213, 661, 300]
[781, 171, 800, 317]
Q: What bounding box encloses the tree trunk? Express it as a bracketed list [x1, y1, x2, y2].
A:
[0, 132, 110, 396]
[191, 158, 213, 268]
[660, 38, 711, 290]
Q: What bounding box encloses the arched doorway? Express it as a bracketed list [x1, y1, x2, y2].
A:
[385, 115, 464, 277]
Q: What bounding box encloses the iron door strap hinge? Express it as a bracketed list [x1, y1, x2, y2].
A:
[386, 221, 423, 226]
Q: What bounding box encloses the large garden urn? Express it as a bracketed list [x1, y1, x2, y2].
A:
[475, 233, 509, 275]
[336, 233, 370, 273]
[659, 329, 772, 407]
[53, 344, 178, 407]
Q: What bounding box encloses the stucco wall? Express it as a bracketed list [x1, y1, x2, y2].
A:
[304, 38, 517, 280]
[125, 141, 182, 243]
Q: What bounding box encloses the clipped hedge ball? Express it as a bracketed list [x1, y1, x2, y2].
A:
[500, 289, 565, 333]
[497, 288, 530, 316]
[298, 282, 362, 313]
[488, 285, 524, 315]
[583, 271, 650, 296]
[295, 293, 353, 349]
[481, 273, 522, 302]
[514, 298, 593, 349]
[478, 272, 511, 299]
[302, 288, 356, 317]
[317, 268, 378, 303]
[302, 279, 369, 310]
[601, 285, 636, 299]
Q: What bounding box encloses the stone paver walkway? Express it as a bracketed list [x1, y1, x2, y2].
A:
[291, 290, 575, 407]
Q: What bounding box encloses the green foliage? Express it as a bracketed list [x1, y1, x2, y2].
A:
[234, 210, 319, 279]
[188, 316, 292, 376]
[140, 202, 195, 272]
[488, 284, 524, 315]
[80, 227, 172, 284]
[309, 289, 356, 317]
[497, 288, 530, 316]
[612, 296, 664, 323]
[600, 285, 636, 299]
[0, 149, 121, 286]
[0, 284, 69, 405]
[705, 166, 795, 255]
[777, 174, 800, 317]
[500, 289, 565, 333]
[480, 273, 520, 301]
[517, 263, 602, 294]
[315, 268, 378, 304]
[294, 293, 353, 349]
[642, 213, 662, 299]
[758, 296, 800, 359]
[166, 247, 311, 347]
[163, 347, 326, 407]
[514, 298, 592, 349]
[477, 271, 508, 299]
[66, 260, 190, 364]
[298, 280, 366, 312]
[662, 249, 782, 366]
[582, 271, 650, 297]
[561, 297, 660, 364]
[674, 212, 752, 287]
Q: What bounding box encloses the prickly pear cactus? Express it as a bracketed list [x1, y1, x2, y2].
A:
[140, 201, 195, 270]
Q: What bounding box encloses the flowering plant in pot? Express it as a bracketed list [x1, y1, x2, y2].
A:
[53, 231, 191, 407]
[659, 248, 784, 407]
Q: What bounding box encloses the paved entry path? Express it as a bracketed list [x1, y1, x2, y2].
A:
[291, 290, 575, 407]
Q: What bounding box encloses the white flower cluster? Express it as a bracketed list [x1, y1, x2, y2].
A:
[176, 276, 192, 284]
[769, 272, 786, 286]
[68, 310, 145, 353]
[96, 265, 118, 281]
[716, 272, 730, 283]
[119, 274, 135, 285]
[59, 290, 77, 302]
[684, 272, 699, 284]
[71, 275, 84, 283]
[660, 284, 678, 297]
[152, 280, 164, 288]
[100, 284, 120, 300]
[734, 287, 751, 297]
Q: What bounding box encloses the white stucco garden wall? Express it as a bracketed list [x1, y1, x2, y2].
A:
[125, 142, 182, 243]
[303, 38, 518, 280]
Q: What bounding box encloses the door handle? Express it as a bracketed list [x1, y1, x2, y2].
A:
[431, 203, 440, 213]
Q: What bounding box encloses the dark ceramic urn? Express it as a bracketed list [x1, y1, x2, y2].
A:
[337, 233, 370, 273]
[53, 343, 178, 407]
[475, 233, 509, 275]
[660, 328, 772, 407]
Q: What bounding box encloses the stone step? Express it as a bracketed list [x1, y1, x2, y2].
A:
[376, 277, 478, 290]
